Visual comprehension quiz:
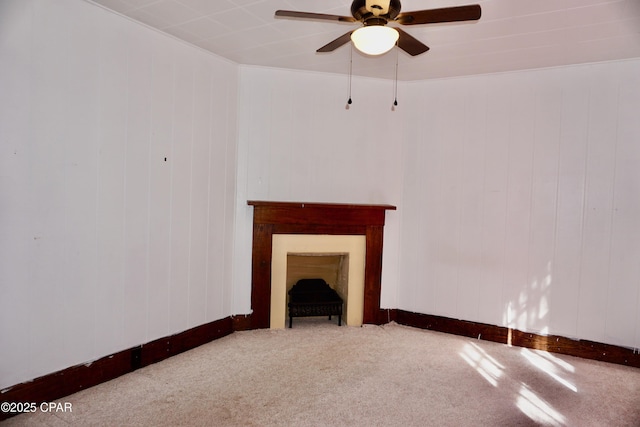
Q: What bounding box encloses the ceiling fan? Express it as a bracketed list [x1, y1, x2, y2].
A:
[275, 0, 481, 57]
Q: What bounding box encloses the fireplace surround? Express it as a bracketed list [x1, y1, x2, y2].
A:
[248, 201, 396, 329]
[272, 234, 365, 328]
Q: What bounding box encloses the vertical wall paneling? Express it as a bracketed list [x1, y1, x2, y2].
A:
[187, 58, 212, 328]
[205, 65, 224, 320]
[395, 90, 421, 313]
[121, 20, 153, 349]
[27, 0, 74, 374]
[606, 60, 640, 346]
[223, 64, 238, 319]
[231, 68, 254, 316]
[455, 79, 487, 321]
[62, 0, 101, 364]
[208, 63, 237, 321]
[576, 64, 620, 343]
[287, 77, 310, 199]
[397, 60, 640, 348]
[476, 77, 510, 327]
[0, 0, 238, 390]
[93, 11, 129, 358]
[501, 73, 536, 333]
[0, 0, 35, 384]
[397, 82, 439, 315]
[552, 67, 589, 339]
[267, 72, 293, 199]
[167, 52, 194, 334]
[524, 69, 562, 336]
[431, 82, 464, 318]
[146, 38, 174, 342]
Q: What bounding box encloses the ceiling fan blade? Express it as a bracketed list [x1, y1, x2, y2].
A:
[396, 4, 481, 25]
[275, 10, 356, 23]
[395, 28, 429, 56]
[317, 31, 354, 53]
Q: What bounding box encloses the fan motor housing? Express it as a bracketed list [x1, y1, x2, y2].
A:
[351, 0, 401, 21]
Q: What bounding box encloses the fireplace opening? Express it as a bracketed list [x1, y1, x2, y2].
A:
[286, 253, 349, 326]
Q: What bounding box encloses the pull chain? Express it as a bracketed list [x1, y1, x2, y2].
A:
[346, 43, 353, 108]
[392, 43, 398, 110]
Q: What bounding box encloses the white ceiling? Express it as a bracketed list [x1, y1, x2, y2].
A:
[89, 0, 640, 81]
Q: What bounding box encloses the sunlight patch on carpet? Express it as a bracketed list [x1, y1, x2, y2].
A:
[459, 342, 505, 387]
[520, 348, 577, 392]
[517, 383, 566, 426]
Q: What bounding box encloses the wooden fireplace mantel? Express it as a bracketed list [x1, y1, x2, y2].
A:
[247, 201, 396, 329]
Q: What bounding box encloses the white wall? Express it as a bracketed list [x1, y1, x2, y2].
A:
[0, 0, 238, 389]
[398, 60, 640, 349]
[233, 66, 403, 315]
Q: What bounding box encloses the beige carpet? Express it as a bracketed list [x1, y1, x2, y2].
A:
[4, 320, 640, 426]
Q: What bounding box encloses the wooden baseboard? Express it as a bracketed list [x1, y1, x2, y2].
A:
[378, 308, 398, 324]
[4, 310, 638, 421]
[0, 317, 234, 421]
[396, 310, 640, 369]
[231, 314, 253, 331]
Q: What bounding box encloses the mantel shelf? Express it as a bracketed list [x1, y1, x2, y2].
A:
[248, 200, 396, 211]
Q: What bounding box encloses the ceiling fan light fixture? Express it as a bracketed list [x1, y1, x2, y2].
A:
[350, 25, 399, 55]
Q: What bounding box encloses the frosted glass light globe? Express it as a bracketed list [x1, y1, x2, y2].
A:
[351, 26, 399, 56]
